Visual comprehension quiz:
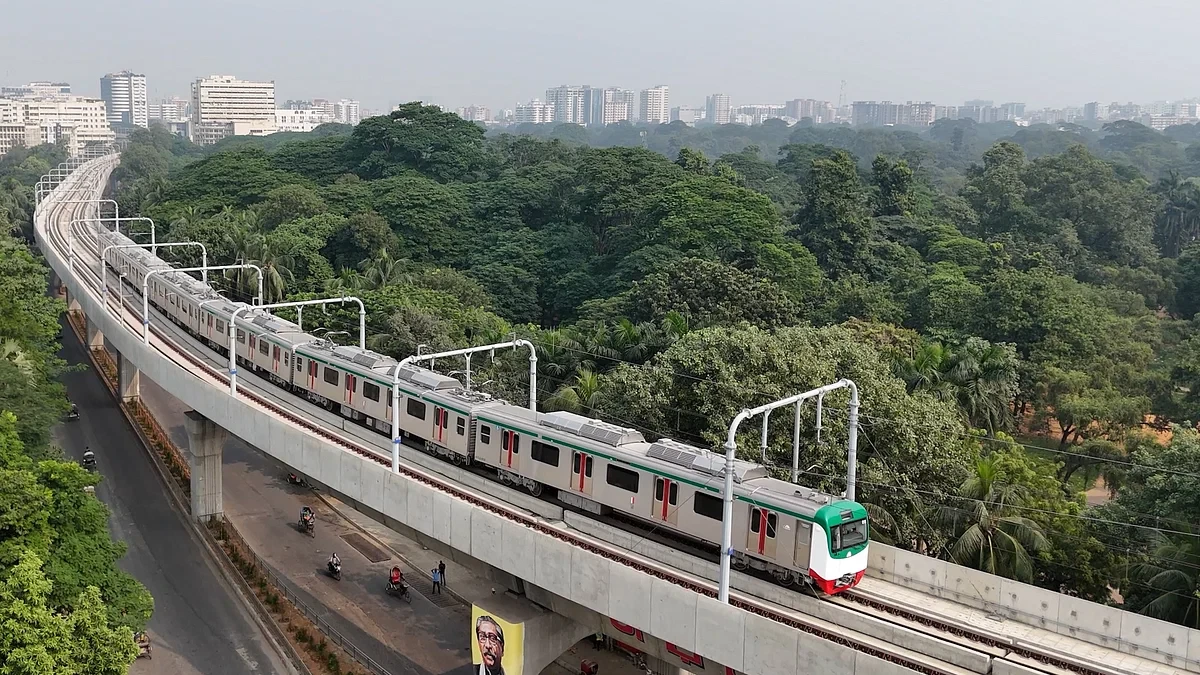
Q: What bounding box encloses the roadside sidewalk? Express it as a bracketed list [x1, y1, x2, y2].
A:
[317, 493, 657, 675]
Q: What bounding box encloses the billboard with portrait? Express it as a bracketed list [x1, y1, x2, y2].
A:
[471, 605, 524, 675]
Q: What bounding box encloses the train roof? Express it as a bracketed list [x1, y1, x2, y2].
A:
[423, 386, 507, 411]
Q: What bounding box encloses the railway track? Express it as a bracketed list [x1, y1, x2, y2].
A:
[39, 157, 1162, 675]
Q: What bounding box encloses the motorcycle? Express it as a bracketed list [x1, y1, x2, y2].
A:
[286, 472, 309, 488]
[385, 580, 412, 603]
[299, 515, 315, 537]
[67, 404, 79, 421]
[327, 560, 342, 581]
[82, 451, 97, 471]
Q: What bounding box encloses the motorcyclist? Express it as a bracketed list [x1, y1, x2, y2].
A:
[389, 566, 404, 589]
[300, 506, 313, 525]
[68, 402, 79, 418]
[328, 553, 341, 573]
[82, 447, 95, 466]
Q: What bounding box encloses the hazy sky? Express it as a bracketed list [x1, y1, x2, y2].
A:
[2, 0, 1196, 113]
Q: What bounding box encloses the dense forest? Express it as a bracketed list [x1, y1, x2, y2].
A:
[111, 106, 1200, 627]
[0, 146, 150, 673]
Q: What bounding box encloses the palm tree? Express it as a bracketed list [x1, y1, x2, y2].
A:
[945, 339, 1017, 433]
[546, 369, 604, 416]
[323, 268, 368, 294]
[358, 249, 413, 289]
[897, 342, 954, 400]
[1130, 531, 1200, 629]
[936, 456, 1049, 582]
[253, 238, 296, 303]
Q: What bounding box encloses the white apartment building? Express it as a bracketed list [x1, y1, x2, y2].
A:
[334, 99, 360, 125]
[456, 105, 491, 122]
[671, 106, 706, 126]
[100, 71, 148, 129]
[190, 75, 277, 144]
[514, 99, 555, 124]
[149, 97, 190, 123]
[275, 108, 333, 133]
[705, 93, 731, 125]
[640, 86, 669, 124]
[0, 95, 115, 156]
[546, 85, 589, 125]
[600, 88, 635, 125]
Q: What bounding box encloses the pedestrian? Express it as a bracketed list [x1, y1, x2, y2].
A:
[431, 567, 442, 594]
[438, 560, 446, 587]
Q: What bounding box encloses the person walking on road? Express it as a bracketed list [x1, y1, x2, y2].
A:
[438, 560, 446, 587]
[431, 567, 442, 594]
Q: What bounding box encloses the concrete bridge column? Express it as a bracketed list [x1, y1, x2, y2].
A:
[184, 410, 226, 521]
[117, 350, 139, 402]
[86, 316, 103, 349]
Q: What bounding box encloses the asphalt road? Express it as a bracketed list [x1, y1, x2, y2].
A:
[137, 374, 475, 675]
[55, 321, 292, 675]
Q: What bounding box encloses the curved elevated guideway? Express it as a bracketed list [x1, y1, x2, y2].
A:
[35, 154, 1199, 675]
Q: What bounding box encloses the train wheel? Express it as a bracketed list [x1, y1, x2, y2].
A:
[732, 557, 749, 572]
[771, 569, 795, 586]
[528, 482, 543, 497]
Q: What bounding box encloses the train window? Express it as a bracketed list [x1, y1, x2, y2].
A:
[693, 492, 723, 520]
[456, 417, 465, 436]
[283, 353, 289, 366]
[502, 430, 520, 454]
[833, 519, 868, 552]
[259, 340, 270, 355]
[480, 425, 491, 445]
[749, 508, 777, 538]
[669, 482, 678, 505]
[530, 440, 560, 467]
[585, 456, 593, 477]
[323, 367, 339, 385]
[363, 382, 380, 402]
[606, 464, 639, 493]
[237, 329, 245, 343]
[296, 358, 303, 372]
[406, 398, 426, 420]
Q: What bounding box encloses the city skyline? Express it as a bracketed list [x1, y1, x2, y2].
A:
[3, 0, 1199, 114]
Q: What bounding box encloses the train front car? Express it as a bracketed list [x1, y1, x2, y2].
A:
[808, 500, 869, 594]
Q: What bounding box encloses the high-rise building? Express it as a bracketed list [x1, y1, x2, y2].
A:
[784, 99, 834, 123]
[599, 88, 635, 125]
[514, 99, 555, 124]
[1082, 102, 1102, 121]
[334, 99, 360, 125]
[190, 75, 276, 144]
[671, 106, 705, 126]
[1000, 102, 1026, 120]
[456, 105, 491, 122]
[639, 86, 669, 124]
[100, 71, 148, 130]
[705, 94, 731, 125]
[546, 85, 590, 125]
[148, 97, 190, 123]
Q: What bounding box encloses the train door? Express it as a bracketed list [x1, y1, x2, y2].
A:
[432, 407, 449, 443]
[345, 373, 356, 404]
[652, 477, 679, 525]
[206, 314, 214, 340]
[248, 335, 256, 363]
[501, 429, 520, 471]
[272, 345, 281, 374]
[571, 451, 594, 495]
[748, 506, 779, 559]
[793, 520, 813, 571]
[307, 360, 318, 389]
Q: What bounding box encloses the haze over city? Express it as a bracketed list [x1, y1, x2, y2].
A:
[2, 0, 1199, 111]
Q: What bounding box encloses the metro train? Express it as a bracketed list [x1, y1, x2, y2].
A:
[100, 228, 869, 593]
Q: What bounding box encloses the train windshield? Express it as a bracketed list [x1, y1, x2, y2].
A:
[833, 519, 868, 552]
